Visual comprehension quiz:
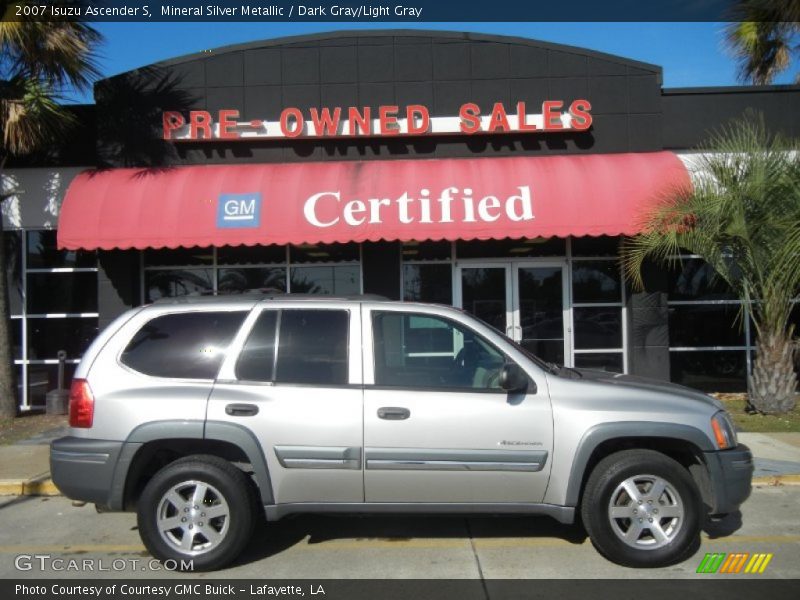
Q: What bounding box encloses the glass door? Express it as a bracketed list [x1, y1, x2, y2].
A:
[454, 264, 512, 336]
[512, 262, 570, 366]
[456, 260, 570, 366]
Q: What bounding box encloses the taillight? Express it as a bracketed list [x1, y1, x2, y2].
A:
[68, 379, 95, 428]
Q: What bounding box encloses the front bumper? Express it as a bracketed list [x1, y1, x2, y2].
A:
[703, 443, 754, 515]
[50, 436, 124, 506]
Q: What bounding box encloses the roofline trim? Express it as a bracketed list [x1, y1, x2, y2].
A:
[663, 83, 800, 95]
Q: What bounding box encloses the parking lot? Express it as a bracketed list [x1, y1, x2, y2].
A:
[0, 483, 798, 580]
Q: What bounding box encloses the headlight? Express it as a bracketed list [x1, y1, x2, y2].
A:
[711, 411, 738, 449]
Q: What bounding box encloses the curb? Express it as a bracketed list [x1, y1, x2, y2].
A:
[0, 479, 60, 496]
[752, 474, 800, 486]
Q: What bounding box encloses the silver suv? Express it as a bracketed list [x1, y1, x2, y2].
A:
[51, 295, 753, 570]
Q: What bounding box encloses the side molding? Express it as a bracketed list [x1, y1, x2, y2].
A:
[274, 445, 361, 470]
[365, 448, 548, 472]
[265, 502, 574, 524]
[564, 421, 714, 507]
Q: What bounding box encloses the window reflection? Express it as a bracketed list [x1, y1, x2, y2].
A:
[403, 264, 452, 304]
[670, 350, 747, 392]
[145, 269, 213, 302]
[572, 261, 621, 303]
[218, 268, 286, 294]
[289, 265, 360, 295]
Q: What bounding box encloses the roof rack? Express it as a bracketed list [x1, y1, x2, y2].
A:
[150, 292, 390, 305]
[258, 293, 389, 301]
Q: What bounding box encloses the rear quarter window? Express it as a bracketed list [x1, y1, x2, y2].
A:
[120, 311, 247, 379]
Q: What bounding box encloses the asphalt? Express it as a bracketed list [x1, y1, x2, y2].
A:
[1, 427, 800, 497]
[1, 485, 799, 579]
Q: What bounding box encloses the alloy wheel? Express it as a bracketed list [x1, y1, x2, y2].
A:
[607, 474, 684, 550]
[156, 479, 230, 556]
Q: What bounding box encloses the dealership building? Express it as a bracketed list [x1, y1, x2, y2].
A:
[2, 30, 799, 410]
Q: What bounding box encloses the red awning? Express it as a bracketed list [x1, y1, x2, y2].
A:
[57, 152, 690, 250]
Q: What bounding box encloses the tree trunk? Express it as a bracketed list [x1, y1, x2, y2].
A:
[749, 330, 798, 414]
[0, 224, 19, 419]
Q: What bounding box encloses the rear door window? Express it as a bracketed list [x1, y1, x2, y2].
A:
[120, 311, 246, 379]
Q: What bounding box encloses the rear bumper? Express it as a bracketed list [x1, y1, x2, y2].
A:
[703, 444, 754, 515]
[50, 436, 123, 507]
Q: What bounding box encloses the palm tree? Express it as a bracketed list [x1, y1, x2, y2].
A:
[0, 3, 101, 417]
[621, 116, 800, 415]
[725, 0, 800, 84]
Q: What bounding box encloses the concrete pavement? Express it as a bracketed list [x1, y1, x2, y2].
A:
[1, 428, 799, 497]
[0, 485, 798, 578]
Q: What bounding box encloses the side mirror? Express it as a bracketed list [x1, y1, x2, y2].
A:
[499, 363, 531, 393]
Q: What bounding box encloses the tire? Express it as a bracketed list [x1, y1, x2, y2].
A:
[580, 449, 702, 568]
[137, 455, 258, 571]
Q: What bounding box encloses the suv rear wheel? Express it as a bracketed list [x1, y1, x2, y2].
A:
[580, 449, 702, 568]
[137, 455, 258, 571]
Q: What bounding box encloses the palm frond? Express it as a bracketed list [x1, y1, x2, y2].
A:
[0, 4, 101, 91]
[622, 114, 800, 341]
[724, 1, 800, 85]
[1, 78, 73, 155]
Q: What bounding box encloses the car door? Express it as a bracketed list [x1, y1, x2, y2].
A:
[362, 304, 553, 503]
[207, 303, 364, 505]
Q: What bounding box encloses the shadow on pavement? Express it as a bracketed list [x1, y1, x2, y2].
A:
[703, 511, 743, 539]
[0, 494, 50, 511]
[234, 514, 588, 567]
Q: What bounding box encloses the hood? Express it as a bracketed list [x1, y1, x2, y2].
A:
[558, 367, 724, 410]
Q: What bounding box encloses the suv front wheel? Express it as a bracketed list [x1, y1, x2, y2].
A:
[581, 449, 702, 568]
[137, 455, 258, 571]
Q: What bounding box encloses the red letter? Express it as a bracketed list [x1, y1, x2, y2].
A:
[488, 103, 510, 133]
[218, 109, 240, 140]
[379, 105, 400, 135]
[568, 99, 593, 131]
[542, 100, 564, 130]
[280, 107, 304, 138]
[162, 111, 185, 140]
[189, 110, 212, 139]
[310, 107, 342, 137]
[516, 102, 537, 131]
[405, 105, 430, 135]
[459, 103, 481, 134]
[348, 107, 372, 136]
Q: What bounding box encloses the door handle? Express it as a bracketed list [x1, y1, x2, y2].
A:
[377, 407, 410, 420]
[225, 403, 259, 417]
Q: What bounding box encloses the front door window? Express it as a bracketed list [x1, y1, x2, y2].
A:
[372, 311, 506, 390]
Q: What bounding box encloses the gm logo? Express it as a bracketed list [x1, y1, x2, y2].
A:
[217, 193, 261, 228]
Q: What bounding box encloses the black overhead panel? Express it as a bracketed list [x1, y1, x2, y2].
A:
[94, 30, 665, 167]
[662, 85, 800, 150]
